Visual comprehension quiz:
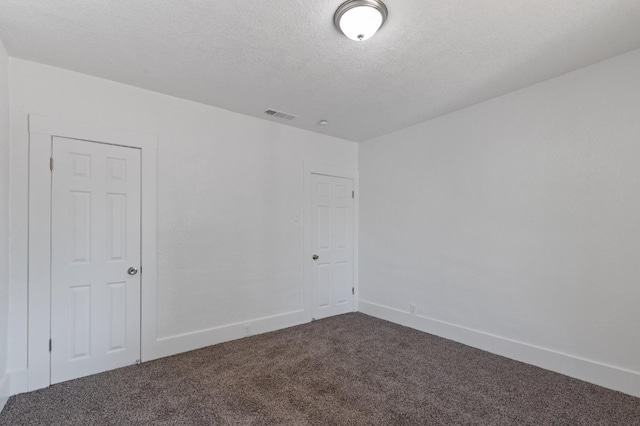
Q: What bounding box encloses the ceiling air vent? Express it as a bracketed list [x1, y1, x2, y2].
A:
[264, 109, 298, 121]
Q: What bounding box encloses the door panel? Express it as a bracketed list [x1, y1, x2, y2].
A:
[311, 174, 354, 319]
[51, 137, 141, 384]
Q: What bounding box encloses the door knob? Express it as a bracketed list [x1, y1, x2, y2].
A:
[128, 267, 138, 276]
[312, 254, 319, 260]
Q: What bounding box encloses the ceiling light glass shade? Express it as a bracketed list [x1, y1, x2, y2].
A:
[334, 0, 388, 41]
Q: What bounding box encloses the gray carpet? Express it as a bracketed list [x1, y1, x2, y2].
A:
[2, 313, 639, 425]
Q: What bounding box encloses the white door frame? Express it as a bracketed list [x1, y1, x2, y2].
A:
[27, 115, 158, 391]
[303, 162, 359, 322]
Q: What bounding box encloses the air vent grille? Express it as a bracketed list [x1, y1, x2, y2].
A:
[264, 109, 298, 121]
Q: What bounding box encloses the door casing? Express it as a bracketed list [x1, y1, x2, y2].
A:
[303, 162, 359, 322]
[27, 115, 158, 391]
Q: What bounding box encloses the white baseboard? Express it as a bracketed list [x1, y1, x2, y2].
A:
[0, 374, 10, 413]
[359, 300, 640, 398]
[152, 310, 308, 361]
[9, 311, 308, 396]
[8, 369, 28, 396]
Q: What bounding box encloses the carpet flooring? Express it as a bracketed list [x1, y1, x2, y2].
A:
[1, 313, 639, 425]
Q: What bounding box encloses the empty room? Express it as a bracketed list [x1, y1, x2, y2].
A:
[1, 0, 640, 424]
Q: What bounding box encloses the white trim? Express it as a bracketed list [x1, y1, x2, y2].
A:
[303, 162, 360, 321]
[8, 369, 27, 396]
[27, 115, 158, 391]
[152, 310, 307, 360]
[304, 162, 359, 181]
[0, 374, 10, 413]
[359, 300, 640, 398]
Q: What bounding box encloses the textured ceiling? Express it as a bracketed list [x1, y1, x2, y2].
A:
[1, 1, 640, 142]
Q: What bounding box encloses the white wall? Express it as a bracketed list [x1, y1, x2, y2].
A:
[8, 59, 357, 389]
[0, 37, 10, 410]
[359, 48, 640, 396]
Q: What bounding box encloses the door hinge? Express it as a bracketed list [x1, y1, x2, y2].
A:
[49, 339, 52, 352]
[352, 190, 354, 199]
[49, 157, 53, 171]
[352, 287, 354, 295]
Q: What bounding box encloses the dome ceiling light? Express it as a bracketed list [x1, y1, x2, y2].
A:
[334, 0, 389, 41]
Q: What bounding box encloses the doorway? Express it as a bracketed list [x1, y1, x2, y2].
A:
[27, 115, 158, 391]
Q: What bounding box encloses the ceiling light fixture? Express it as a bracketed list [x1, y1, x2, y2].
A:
[334, 0, 388, 41]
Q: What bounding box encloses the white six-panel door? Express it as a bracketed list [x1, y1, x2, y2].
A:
[51, 136, 141, 384]
[311, 174, 354, 320]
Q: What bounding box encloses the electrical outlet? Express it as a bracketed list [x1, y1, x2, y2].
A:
[244, 324, 251, 336]
[409, 304, 417, 316]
